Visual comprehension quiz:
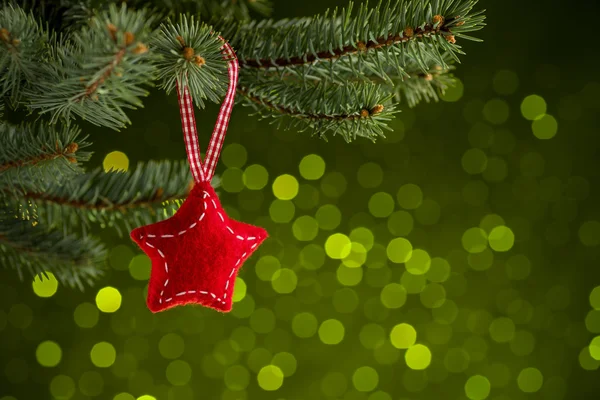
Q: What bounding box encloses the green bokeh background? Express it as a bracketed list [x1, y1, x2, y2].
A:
[2, 0, 600, 399]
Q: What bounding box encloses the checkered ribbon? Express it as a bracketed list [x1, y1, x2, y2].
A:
[176, 40, 239, 183]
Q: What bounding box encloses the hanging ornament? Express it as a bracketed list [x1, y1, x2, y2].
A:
[130, 40, 267, 313]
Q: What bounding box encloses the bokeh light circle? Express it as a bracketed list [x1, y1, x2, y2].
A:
[353, 366, 379, 392]
[299, 154, 326, 180]
[36, 341, 62, 367]
[464, 375, 491, 400]
[390, 323, 416, 349]
[405, 344, 431, 370]
[32, 272, 58, 297]
[95, 287, 122, 313]
[257, 365, 284, 391]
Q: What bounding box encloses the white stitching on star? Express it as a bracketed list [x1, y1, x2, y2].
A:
[141, 189, 258, 306]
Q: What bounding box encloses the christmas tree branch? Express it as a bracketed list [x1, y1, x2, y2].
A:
[238, 79, 397, 142]
[0, 4, 48, 105]
[226, 0, 485, 80]
[24, 160, 194, 236]
[0, 204, 106, 289]
[0, 122, 91, 194]
[26, 3, 157, 130]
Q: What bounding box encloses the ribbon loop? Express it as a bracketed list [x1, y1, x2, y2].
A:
[176, 40, 239, 183]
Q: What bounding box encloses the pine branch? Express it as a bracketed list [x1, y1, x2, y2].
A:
[0, 121, 91, 194]
[22, 160, 196, 236]
[238, 79, 397, 142]
[224, 0, 485, 80]
[27, 3, 157, 130]
[0, 203, 106, 290]
[0, 4, 48, 106]
[151, 15, 228, 109]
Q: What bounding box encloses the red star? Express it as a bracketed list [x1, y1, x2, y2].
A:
[130, 181, 267, 313]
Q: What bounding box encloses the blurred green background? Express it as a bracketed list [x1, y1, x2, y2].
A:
[2, 0, 600, 399]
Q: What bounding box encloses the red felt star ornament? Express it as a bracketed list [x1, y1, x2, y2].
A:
[130, 180, 267, 313]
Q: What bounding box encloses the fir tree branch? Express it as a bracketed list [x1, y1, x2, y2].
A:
[0, 121, 91, 194]
[27, 3, 157, 130]
[238, 79, 397, 142]
[225, 0, 485, 80]
[23, 160, 196, 236]
[0, 203, 106, 290]
[0, 4, 48, 106]
[151, 15, 228, 109]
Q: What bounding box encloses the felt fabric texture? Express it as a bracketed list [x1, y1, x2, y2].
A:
[130, 180, 267, 313]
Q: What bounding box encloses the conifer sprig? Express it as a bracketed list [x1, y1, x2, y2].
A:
[151, 15, 228, 109]
[27, 4, 157, 130]
[239, 80, 397, 142]
[26, 160, 194, 235]
[0, 121, 92, 194]
[0, 4, 48, 105]
[0, 204, 106, 289]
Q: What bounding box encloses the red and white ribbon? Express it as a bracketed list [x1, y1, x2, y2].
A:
[176, 39, 239, 183]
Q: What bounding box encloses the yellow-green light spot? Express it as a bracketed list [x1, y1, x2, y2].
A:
[444, 348, 470, 373]
[315, 204, 342, 230]
[90, 342, 116, 368]
[158, 333, 185, 359]
[350, 227, 375, 251]
[224, 365, 250, 391]
[380, 283, 407, 309]
[272, 174, 299, 200]
[74, 302, 99, 328]
[440, 78, 464, 102]
[397, 184, 423, 210]
[369, 192, 395, 218]
[483, 98, 510, 125]
[50, 375, 75, 399]
[221, 168, 244, 193]
[420, 283, 447, 308]
[532, 114, 558, 139]
[517, 368, 543, 392]
[387, 211, 414, 236]
[271, 268, 298, 294]
[325, 233, 352, 259]
[292, 312, 318, 338]
[166, 360, 192, 386]
[462, 148, 488, 175]
[36, 340, 62, 367]
[137, 396, 156, 400]
[590, 286, 600, 310]
[95, 286, 121, 313]
[589, 336, 600, 360]
[243, 164, 269, 190]
[405, 249, 431, 275]
[129, 254, 151, 281]
[272, 352, 297, 377]
[342, 242, 367, 268]
[103, 151, 129, 172]
[292, 215, 319, 241]
[299, 154, 326, 180]
[462, 227, 488, 254]
[222, 143, 247, 168]
[352, 366, 379, 392]
[336, 264, 363, 286]
[357, 162, 383, 188]
[390, 323, 416, 349]
[269, 199, 295, 223]
[465, 375, 491, 400]
[510, 330, 536, 356]
[232, 277, 247, 302]
[521, 95, 546, 120]
[579, 220, 600, 247]
[256, 255, 281, 281]
[579, 346, 600, 370]
[405, 344, 431, 370]
[318, 319, 345, 345]
[386, 237, 413, 263]
[489, 317, 515, 343]
[32, 271, 58, 298]
[426, 257, 451, 283]
[257, 365, 284, 391]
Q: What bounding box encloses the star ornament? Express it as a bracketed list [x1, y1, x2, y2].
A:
[130, 180, 267, 313]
